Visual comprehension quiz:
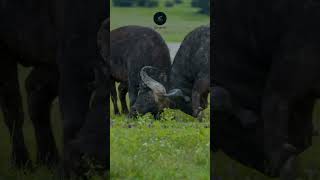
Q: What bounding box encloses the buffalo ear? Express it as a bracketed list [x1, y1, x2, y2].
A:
[164, 89, 191, 102]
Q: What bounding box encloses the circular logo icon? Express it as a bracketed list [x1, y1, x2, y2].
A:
[153, 12, 167, 26]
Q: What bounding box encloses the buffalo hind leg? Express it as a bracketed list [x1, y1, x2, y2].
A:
[192, 78, 209, 119]
[118, 82, 128, 114]
[127, 79, 139, 117]
[110, 80, 120, 115]
[25, 66, 59, 168]
[0, 59, 30, 168]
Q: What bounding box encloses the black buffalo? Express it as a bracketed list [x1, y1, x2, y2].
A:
[0, 0, 108, 177]
[133, 25, 210, 118]
[98, 22, 171, 116]
[212, 0, 320, 177]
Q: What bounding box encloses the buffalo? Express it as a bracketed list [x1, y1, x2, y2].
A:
[1, 0, 108, 177]
[98, 21, 171, 116]
[212, 0, 320, 177]
[133, 25, 210, 118]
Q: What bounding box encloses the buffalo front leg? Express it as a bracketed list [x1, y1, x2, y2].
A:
[64, 66, 110, 177]
[0, 60, 30, 168]
[262, 94, 294, 177]
[278, 98, 314, 180]
[192, 78, 209, 119]
[118, 82, 128, 114]
[25, 66, 59, 168]
[57, 0, 107, 177]
[110, 80, 120, 115]
[127, 79, 139, 117]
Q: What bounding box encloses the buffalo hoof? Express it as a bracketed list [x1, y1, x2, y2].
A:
[279, 155, 298, 180]
[128, 111, 138, 119]
[128, 106, 138, 118]
[36, 151, 60, 169]
[265, 143, 298, 177]
[197, 110, 205, 121]
[193, 107, 204, 119]
[114, 109, 120, 115]
[127, 113, 136, 119]
[153, 112, 161, 120]
[312, 129, 320, 136]
[62, 135, 108, 179]
[122, 109, 129, 114]
[11, 148, 32, 170]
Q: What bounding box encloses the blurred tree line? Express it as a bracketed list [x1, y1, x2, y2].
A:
[112, 0, 210, 15]
[113, 0, 159, 7]
[192, 0, 210, 14]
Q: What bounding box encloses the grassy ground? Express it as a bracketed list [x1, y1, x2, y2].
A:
[110, 0, 210, 42]
[213, 103, 320, 180]
[110, 91, 210, 179]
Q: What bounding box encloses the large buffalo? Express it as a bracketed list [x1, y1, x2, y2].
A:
[98, 22, 171, 116]
[0, 0, 108, 177]
[132, 25, 210, 118]
[212, 0, 320, 177]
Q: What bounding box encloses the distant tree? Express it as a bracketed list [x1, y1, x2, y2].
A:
[175, 0, 183, 4]
[135, 0, 159, 7]
[113, 0, 159, 7]
[145, 0, 159, 7]
[113, 0, 134, 7]
[191, 0, 209, 14]
[136, 0, 147, 6]
[165, 0, 175, 7]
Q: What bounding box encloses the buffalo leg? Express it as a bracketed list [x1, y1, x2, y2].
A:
[262, 94, 298, 177]
[277, 98, 314, 180]
[128, 82, 138, 108]
[63, 65, 109, 178]
[313, 100, 320, 136]
[192, 78, 209, 118]
[212, 86, 267, 175]
[0, 59, 30, 168]
[212, 110, 266, 174]
[25, 66, 59, 167]
[118, 82, 128, 114]
[110, 80, 120, 115]
[58, 1, 107, 176]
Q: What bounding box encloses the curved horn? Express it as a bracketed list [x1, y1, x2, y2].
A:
[140, 66, 167, 97]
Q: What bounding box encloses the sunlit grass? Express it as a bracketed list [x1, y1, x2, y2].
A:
[110, 81, 210, 179]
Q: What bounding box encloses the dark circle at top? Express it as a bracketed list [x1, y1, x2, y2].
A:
[153, 12, 167, 26]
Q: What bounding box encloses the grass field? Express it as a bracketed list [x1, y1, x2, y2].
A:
[110, 0, 210, 42]
[110, 89, 210, 179]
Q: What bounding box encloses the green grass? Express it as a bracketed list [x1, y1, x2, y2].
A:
[110, 90, 210, 179]
[110, 0, 210, 42]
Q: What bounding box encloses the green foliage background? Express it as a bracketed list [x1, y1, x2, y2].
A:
[110, 0, 210, 42]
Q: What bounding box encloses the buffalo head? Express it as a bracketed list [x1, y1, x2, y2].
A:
[130, 66, 191, 117]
